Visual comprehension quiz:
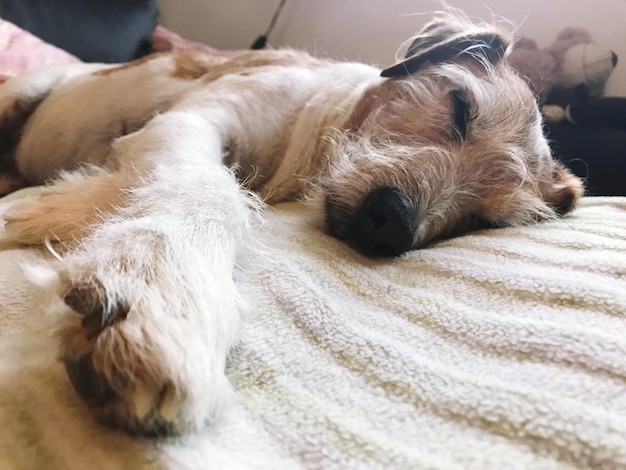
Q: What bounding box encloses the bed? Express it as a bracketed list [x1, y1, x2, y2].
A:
[0, 17, 625, 470]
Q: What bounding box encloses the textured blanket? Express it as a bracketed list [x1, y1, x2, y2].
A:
[0, 190, 625, 469]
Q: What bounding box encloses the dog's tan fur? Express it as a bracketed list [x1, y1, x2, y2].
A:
[0, 14, 582, 436]
[4, 169, 126, 244]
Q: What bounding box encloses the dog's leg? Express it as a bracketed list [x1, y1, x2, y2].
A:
[0, 63, 113, 141]
[0, 154, 25, 195]
[3, 168, 126, 244]
[0, 63, 115, 195]
[13, 111, 257, 435]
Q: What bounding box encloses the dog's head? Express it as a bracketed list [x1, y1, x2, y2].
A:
[322, 14, 583, 256]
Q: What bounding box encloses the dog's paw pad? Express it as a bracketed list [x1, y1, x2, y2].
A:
[63, 286, 103, 316]
[63, 285, 129, 339]
[63, 354, 114, 406]
[59, 284, 185, 434]
[61, 286, 132, 406]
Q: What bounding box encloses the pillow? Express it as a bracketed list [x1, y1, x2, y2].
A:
[0, 18, 79, 79]
[0, 0, 158, 63]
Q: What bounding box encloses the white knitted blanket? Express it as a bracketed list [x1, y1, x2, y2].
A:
[1, 190, 625, 469]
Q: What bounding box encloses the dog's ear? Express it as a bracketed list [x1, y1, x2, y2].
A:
[381, 17, 511, 78]
[542, 161, 584, 215]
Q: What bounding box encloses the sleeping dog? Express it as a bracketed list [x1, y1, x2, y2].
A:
[0, 14, 582, 435]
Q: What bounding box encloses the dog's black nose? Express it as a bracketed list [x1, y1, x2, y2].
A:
[611, 51, 619, 68]
[351, 187, 417, 256]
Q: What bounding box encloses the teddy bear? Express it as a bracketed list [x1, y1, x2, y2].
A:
[508, 27, 618, 101]
[508, 28, 625, 197]
[508, 27, 624, 129]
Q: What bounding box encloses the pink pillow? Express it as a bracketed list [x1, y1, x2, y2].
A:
[0, 18, 79, 81]
[0, 22, 240, 85]
[152, 26, 242, 58]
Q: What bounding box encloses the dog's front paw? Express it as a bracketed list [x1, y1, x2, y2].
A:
[56, 265, 236, 436]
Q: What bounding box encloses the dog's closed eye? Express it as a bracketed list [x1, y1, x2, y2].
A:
[450, 90, 472, 140]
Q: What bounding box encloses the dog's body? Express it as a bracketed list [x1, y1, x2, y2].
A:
[0, 15, 583, 435]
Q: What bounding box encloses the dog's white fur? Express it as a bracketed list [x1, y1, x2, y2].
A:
[0, 14, 582, 435]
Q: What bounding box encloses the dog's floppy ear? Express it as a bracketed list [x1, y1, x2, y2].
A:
[381, 17, 511, 78]
[542, 161, 584, 215]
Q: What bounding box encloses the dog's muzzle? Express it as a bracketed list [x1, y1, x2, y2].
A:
[350, 187, 417, 256]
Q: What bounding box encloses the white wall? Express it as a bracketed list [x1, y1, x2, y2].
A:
[157, 0, 626, 95]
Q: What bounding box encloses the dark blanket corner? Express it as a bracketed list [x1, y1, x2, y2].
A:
[546, 123, 626, 196]
[0, 0, 158, 63]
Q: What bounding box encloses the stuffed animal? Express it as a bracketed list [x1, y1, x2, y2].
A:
[508, 27, 623, 128]
[513, 30, 625, 196]
[508, 27, 618, 101]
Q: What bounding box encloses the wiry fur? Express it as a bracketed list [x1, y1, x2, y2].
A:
[0, 14, 583, 436]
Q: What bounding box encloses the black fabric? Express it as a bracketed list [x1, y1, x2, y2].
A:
[547, 86, 626, 131]
[546, 123, 626, 196]
[0, 0, 158, 63]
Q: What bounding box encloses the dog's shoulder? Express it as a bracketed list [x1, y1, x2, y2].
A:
[188, 49, 328, 82]
[91, 49, 327, 84]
